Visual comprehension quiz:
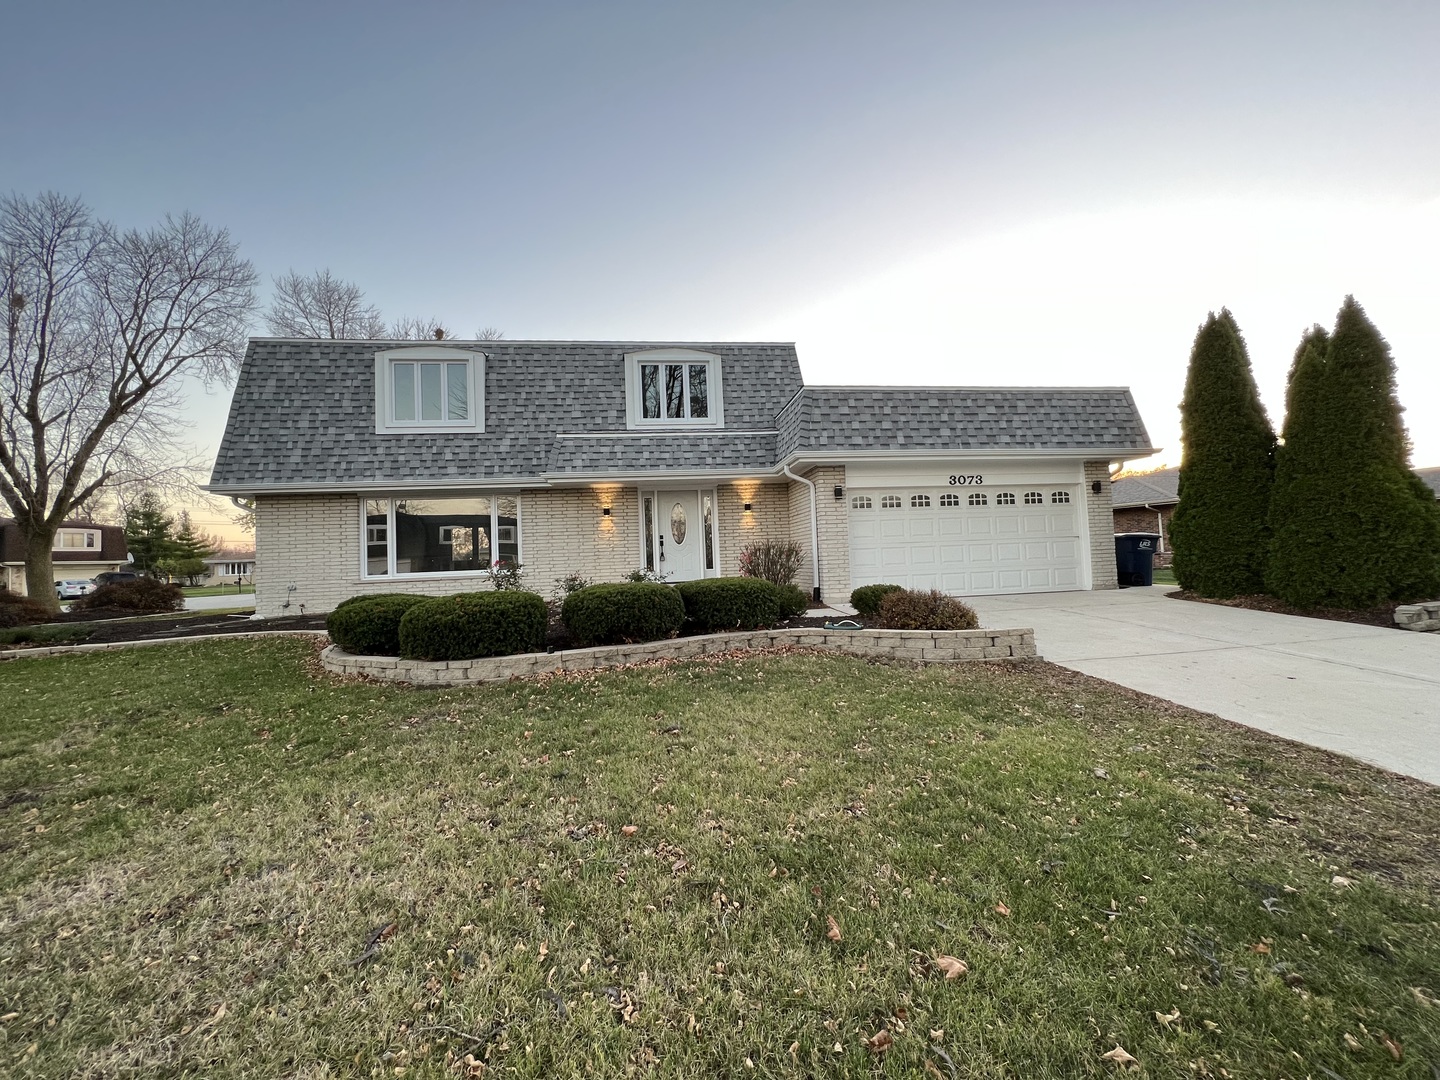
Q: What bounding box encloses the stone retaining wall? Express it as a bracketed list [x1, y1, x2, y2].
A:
[1395, 601, 1440, 632]
[321, 626, 1038, 686]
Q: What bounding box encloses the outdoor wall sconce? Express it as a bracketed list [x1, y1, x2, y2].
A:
[742, 502, 753, 512]
[601, 506, 612, 517]
[834, 485, 844, 500]
[1092, 480, 1103, 494]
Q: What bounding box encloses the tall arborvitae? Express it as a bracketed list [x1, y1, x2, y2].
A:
[1169, 310, 1277, 597]
[1267, 297, 1440, 606]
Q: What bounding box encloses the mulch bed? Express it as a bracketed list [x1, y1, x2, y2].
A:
[5, 611, 328, 649]
[1166, 589, 1408, 629]
[541, 601, 871, 651]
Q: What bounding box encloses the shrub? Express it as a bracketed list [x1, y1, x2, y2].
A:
[738, 539, 804, 586]
[676, 577, 782, 632]
[876, 589, 979, 631]
[552, 571, 593, 601]
[772, 583, 810, 617]
[489, 560, 526, 591]
[0, 589, 51, 629]
[71, 578, 184, 614]
[398, 590, 547, 661]
[327, 594, 430, 656]
[850, 583, 904, 617]
[334, 592, 420, 611]
[625, 568, 670, 583]
[561, 582, 685, 647]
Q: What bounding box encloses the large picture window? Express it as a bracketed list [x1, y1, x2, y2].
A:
[363, 495, 519, 578]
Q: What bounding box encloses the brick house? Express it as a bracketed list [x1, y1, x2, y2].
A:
[1111, 468, 1178, 564]
[1418, 466, 1440, 501]
[205, 339, 1156, 618]
[0, 517, 129, 596]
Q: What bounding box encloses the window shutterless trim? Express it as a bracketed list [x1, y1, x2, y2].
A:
[374, 346, 485, 435]
[359, 493, 520, 580]
[623, 348, 724, 430]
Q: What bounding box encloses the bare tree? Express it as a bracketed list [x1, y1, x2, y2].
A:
[476, 326, 504, 340]
[388, 315, 454, 341]
[1, 193, 257, 609]
[264, 268, 387, 338]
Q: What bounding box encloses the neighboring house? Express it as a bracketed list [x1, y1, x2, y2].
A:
[0, 517, 129, 596]
[1111, 467, 1178, 556]
[1417, 466, 1440, 501]
[205, 339, 1156, 618]
[201, 550, 256, 585]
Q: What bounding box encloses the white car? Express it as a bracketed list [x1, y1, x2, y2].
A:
[55, 579, 95, 600]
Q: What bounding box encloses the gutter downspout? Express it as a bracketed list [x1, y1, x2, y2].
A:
[782, 465, 821, 603]
[1143, 504, 1165, 552]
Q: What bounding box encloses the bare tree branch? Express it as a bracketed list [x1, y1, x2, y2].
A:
[0, 193, 257, 607]
[264, 268, 387, 338]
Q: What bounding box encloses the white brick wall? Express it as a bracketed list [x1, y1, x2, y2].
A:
[715, 481, 790, 577]
[1083, 461, 1119, 590]
[786, 465, 849, 605]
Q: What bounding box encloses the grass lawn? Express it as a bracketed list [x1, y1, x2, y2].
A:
[1152, 568, 1179, 587]
[1, 640, 1437, 1078]
[180, 584, 255, 597]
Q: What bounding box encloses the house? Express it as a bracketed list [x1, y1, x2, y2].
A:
[1418, 466, 1440, 500]
[201, 549, 256, 585]
[205, 339, 1156, 618]
[1111, 467, 1178, 561]
[0, 517, 129, 596]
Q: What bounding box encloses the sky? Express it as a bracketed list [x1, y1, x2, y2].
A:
[5, 1, 1438, 543]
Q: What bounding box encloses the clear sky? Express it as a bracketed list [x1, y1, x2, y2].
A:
[5, 1, 1438, 542]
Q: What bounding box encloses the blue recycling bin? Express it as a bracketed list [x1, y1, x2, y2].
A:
[1114, 533, 1161, 587]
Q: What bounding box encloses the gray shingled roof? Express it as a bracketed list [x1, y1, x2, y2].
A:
[208, 340, 1154, 491]
[208, 340, 802, 489]
[1416, 466, 1440, 499]
[1111, 467, 1179, 508]
[776, 387, 1153, 458]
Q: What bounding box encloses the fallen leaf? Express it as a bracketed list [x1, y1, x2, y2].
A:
[1248, 942, 1271, 954]
[994, 902, 1011, 917]
[1409, 986, 1438, 1008]
[1093, 767, 1110, 780]
[1155, 1007, 1181, 1030]
[826, 915, 842, 942]
[1331, 875, 1356, 889]
[934, 955, 968, 980]
[1343, 1032, 1363, 1052]
[924, 1061, 946, 1080]
[1202, 1020, 1221, 1032]
[1100, 1045, 1138, 1068]
[537, 941, 549, 961]
[621, 825, 639, 837]
[866, 1028, 894, 1053]
[1381, 1034, 1403, 1061]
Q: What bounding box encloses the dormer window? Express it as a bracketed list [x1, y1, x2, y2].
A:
[625, 349, 724, 429]
[374, 346, 485, 434]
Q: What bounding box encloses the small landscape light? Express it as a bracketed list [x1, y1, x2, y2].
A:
[743, 502, 753, 512]
[834, 485, 844, 500]
[1091, 480, 1102, 495]
[601, 506, 612, 517]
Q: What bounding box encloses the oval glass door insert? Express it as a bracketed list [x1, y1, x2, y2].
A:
[669, 502, 687, 545]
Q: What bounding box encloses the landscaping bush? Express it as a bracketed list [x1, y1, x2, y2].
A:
[877, 588, 979, 631]
[0, 589, 51, 629]
[738, 539, 804, 586]
[334, 592, 421, 611]
[561, 582, 685, 647]
[71, 577, 184, 615]
[676, 576, 782, 632]
[771, 583, 810, 617]
[850, 583, 904, 617]
[326, 594, 430, 656]
[398, 590, 547, 661]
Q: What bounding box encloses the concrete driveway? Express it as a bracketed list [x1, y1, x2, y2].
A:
[969, 587, 1440, 786]
[184, 593, 256, 612]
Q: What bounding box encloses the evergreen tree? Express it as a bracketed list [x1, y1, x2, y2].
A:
[1169, 310, 1276, 597]
[1267, 298, 1440, 606]
[172, 511, 220, 562]
[123, 492, 180, 575]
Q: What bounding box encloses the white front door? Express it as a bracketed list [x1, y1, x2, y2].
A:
[648, 489, 714, 581]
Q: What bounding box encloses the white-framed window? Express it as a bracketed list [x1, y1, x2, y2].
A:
[851, 495, 873, 509]
[217, 561, 253, 577]
[880, 495, 902, 509]
[1024, 491, 1044, 505]
[1051, 490, 1071, 504]
[363, 494, 519, 578]
[996, 492, 1016, 506]
[911, 494, 931, 508]
[940, 493, 961, 507]
[624, 349, 724, 429]
[374, 347, 485, 435]
[968, 493, 987, 506]
[54, 529, 99, 551]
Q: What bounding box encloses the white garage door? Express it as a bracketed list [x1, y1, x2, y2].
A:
[849, 486, 1083, 595]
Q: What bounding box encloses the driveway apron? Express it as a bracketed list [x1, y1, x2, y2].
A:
[969, 587, 1440, 786]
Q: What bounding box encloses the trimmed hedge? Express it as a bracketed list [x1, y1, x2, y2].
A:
[0, 590, 51, 629]
[327, 594, 430, 656]
[772, 583, 809, 618]
[398, 590, 547, 661]
[561, 582, 685, 647]
[850, 583, 903, 617]
[71, 578, 184, 615]
[876, 588, 979, 631]
[676, 576, 782, 632]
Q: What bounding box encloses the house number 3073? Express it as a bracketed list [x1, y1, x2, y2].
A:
[947, 474, 983, 485]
